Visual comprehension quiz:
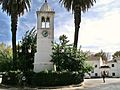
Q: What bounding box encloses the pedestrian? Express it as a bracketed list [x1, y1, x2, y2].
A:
[102, 71, 106, 83]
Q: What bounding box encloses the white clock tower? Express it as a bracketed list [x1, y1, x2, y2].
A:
[34, 0, 55, 72]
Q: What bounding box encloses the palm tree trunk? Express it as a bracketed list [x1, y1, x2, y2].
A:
[11, 13, 18, 70]
[73, 7, 81, 48]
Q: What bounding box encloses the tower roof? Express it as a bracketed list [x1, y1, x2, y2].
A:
[40, 0, 53, 12]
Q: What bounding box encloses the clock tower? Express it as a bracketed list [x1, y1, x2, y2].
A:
[34, 0, 55, 72]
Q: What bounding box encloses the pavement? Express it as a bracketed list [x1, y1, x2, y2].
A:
[83, 78, 120, 90]
[0, 78, 120, 90]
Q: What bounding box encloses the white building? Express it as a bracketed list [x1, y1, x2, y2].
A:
[107, 57, 120, 77]
[34, 0, 55, 72]
[86, 55, 120, 78]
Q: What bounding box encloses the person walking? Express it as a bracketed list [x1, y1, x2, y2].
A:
[102, 71, 106, 83]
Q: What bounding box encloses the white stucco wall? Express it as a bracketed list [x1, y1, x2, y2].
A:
[34, 38, 53, 72]
[117, 60, 120, 77]
[108, 62, 118, 77]
[86, 60, 101, 77]
[87, 58, 120, 78]
[107, 60, 120, 77]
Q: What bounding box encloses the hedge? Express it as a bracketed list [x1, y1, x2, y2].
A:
[2, 71, 22, 86]
[31, 71, 84, 87]
[2, 71, 84, 87]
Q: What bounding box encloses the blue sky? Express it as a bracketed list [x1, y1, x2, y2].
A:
[0, 0, 120, 54]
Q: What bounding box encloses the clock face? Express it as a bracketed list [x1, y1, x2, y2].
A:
[42, 30, 48, 37]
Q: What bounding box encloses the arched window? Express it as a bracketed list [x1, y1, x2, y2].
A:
[46, 17, 50, 28]
[41, 17, 45, 28]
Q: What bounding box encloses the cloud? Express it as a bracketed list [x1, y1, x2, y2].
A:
[79, 2, 120, 53]
[54, 0, 120, 53]
[0, 0, 120, 54]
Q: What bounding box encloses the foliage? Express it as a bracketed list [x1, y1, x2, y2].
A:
[17, 27, 37, 72]
[59, 0, 96, 48]
[0, 0, 31, 69]
[83, 63, 93, 74]
[59, 0, 96, 13]
[0, 43, 13, 72]
[2, 70, 23, 86]
[2, 70, 84, 87]
[31, 71, 84, 86]
[94, 50, 107, 61]
[112, 51, 120, 59]
[1, 27, 36, 86]
[51, 35, 92, 73]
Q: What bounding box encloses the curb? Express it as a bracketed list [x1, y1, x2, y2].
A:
[0, 82, 84, 90]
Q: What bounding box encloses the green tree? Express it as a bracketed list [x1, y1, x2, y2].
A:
[17, 27, 37, 72]
[59, 0, 96, 48]
[112, 51, 120, 59]
[94, 50, 107, 61]
[0, 43, 12, 72]
[51, 35, 93, 73]
[0, 0, 31, 69]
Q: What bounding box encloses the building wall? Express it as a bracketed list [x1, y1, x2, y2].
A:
[117, 60, 120, 77]
[108, 62, 118, 77]
[86, 57, 120, 78]
[86, 60, 101, 77]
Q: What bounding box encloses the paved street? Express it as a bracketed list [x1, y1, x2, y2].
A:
[46, 78, 120, 90]
[80, 78, 120, 90]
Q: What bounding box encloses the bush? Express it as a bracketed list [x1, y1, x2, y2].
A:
[51, 35, 91, 73]
[2, 70, 84, 87]
[23, 71, 35, 85]
[2, 70, 23, 86]
[0, 43, 13, 72]
[31, 71, 84, 87]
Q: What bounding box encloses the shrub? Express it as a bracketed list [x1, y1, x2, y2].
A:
[17, 27, 36, 72]
[23, 71, 35, 85]
[2, 70, 23, 86]
[0, 43, 13, 72]
[51, 35, 92, 73]
[31, 71, 84, 87]
[2, 70, 84, 87]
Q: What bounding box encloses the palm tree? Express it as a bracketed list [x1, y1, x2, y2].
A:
[95, 50, 108, 61]
[0, 0, 31, 69]
[59, 0, 96, 48]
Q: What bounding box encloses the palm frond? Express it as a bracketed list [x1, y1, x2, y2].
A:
[59, 0, 96, 13]
[1, 0, 31, 16]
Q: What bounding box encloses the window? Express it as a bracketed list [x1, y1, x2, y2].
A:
[112, 73, 115, 76]
[112, 64, 114, 67]
[95, 65, 97, 68]
[46, 17, 50, 28]
[41, 17, 45, 28]
[41, 17, 50, 28]
[95, 73, 98, 76]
